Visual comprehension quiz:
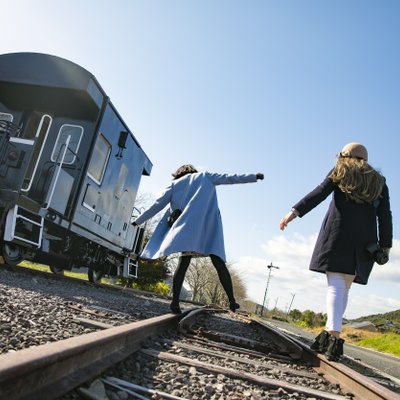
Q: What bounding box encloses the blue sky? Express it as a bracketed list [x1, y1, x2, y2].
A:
[3, 0, 399, 318]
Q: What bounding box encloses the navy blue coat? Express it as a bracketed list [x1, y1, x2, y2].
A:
[293, 174, 392, 285]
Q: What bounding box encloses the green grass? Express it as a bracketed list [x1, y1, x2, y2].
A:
[19, 261, 49, 272]
[356, 333, 400, 356]
[19, 261, 90, 281]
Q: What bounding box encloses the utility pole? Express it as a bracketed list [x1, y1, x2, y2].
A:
[273, 297, 278, 311]
[286, 293, 296, 316]
[261, 262, 279, 316]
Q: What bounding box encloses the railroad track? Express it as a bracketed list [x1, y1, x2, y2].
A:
[0, 306, 398, 400]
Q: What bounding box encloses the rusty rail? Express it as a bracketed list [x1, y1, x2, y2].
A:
[0, 307, 398, 400]
[259, 320, 400, 400]
[0, 312, 185, 400]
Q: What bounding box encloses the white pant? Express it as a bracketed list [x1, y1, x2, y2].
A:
[325, 272, 355, 332]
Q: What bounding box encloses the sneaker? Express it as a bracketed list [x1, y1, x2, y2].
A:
[229, 302, 240, 312]
[310, 330, 330, 353]
[325, 336, 344, 361]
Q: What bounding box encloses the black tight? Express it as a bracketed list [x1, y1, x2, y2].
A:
[171, 254, 236, 304]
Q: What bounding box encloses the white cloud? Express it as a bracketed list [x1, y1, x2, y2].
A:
[349, 293, 400, 319]
[232, 234, 400, 319]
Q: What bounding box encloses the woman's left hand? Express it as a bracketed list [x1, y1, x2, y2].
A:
[279, 211, 296, 230]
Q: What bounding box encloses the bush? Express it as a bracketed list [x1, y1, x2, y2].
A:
[131, 281, 170, 296]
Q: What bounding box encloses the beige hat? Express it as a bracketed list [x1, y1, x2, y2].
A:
[340, 142, 368, 161]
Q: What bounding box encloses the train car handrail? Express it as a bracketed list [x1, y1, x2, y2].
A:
[40, 135, 71, 211]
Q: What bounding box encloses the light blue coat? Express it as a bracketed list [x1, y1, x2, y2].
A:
[135, 172, 258, 262]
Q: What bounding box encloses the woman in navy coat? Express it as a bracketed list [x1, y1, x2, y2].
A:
[280, 143, 392, 361]
[134, 164, 264, 314]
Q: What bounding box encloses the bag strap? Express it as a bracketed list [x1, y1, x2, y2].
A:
[179, 175, 192, 210]
[171, 174, 191, 213]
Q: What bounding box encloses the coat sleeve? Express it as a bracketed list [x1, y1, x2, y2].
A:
[293, 175, 335, 217]
[135, 184, 172, 225]
[377, 183, 393, 248]
[206, 172, 258, 185]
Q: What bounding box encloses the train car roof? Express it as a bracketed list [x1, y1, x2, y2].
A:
[0, 52, 152, 175]
[0, 52, 104, 109]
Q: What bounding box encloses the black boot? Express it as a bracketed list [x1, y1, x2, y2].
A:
[170, 256, 191, 315]
[310, 330, 330, 353]
[170, 302, 182, 314]
[325, 336, 344, 361]
[210, 255, 239, 313]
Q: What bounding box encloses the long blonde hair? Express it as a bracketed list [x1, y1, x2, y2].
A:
[329, 156, 385, 204]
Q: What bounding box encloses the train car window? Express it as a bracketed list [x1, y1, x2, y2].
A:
[0, 112, 13, 133]
[0, 112, 13, 124]
[21, 114, 52, 192]
[51, 124, 83, 164]
[87, 133, 111, 185]
[23, 112, 44, 139]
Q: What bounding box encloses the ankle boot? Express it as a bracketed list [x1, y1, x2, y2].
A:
[170, 302, 182, 314]
[310, 330, 330, 353]
[325, 336, 344, 361]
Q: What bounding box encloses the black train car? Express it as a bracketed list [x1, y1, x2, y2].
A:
[0, 52, 152, 282]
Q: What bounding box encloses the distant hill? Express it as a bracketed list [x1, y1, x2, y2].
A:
[352, 309, 400, 325]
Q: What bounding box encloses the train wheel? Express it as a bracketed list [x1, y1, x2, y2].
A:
[2, 242, 24, 266]
[49, 265, 64, 276]
[88, 268, 103, 284]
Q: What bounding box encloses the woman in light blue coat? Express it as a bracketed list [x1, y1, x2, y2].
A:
[134, 164, 264, 313]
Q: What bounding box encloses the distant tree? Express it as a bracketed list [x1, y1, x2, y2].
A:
[297, 309, 327, 328]
[300, 309, 317, 327]
[231, 268, 247, 303]
[314, 312, 327, 327]
[288, 309, 302, 322]
[185, 257, 214, 303]
[184, 258, 247, 308]
[354, 309, 400, 325]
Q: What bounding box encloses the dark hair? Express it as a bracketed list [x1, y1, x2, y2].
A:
[172, 164, 198, 180]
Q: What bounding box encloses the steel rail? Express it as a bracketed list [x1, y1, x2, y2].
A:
[181, 310, 399, 398]
[0, 300, 397, 400]
[314, 357, 400, 400]
[259, 320, 400, 400]
[180, 308, 303, 359]
[0, 311, 187, 400]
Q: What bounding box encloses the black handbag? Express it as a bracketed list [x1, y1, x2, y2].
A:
[167, 178, 190, 227]
[167, 209, 182, 227]
[365, 243, 389, 265]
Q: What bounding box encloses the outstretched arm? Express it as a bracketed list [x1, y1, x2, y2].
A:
[279, 175, 334, 230]
[134, 185, 172, 225]
[207, 172, 264, 185]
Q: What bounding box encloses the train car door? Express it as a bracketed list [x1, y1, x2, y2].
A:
[2, 112, 53, 251]
[21, 118, 86, 217]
